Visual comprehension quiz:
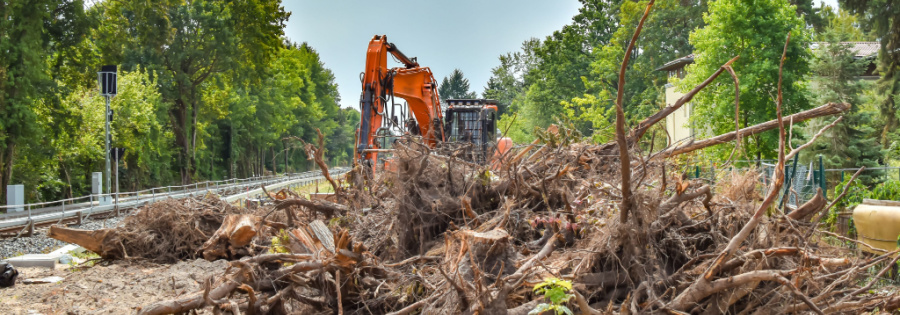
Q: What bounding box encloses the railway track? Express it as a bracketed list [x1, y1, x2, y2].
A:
[0, 168, 349, 237]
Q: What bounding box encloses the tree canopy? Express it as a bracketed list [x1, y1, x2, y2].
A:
[0, 0, 358, 203]
[680, 0, 811, 160]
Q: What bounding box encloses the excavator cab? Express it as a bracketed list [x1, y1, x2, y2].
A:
[444, 99, 500, 164]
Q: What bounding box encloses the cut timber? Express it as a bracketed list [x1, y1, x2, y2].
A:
[288, 220, 335, 256]
[199, 215, 261, 261]
[48, 226, 117, 258]
[275, 198, 349, 218]
[309, 192, 337, 202]
[655, 102, 850, 159]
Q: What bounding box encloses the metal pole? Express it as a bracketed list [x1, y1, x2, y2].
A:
[115, 154, 120, 216]
[105, 96, 111, 199]
[819, 155, 826, 199]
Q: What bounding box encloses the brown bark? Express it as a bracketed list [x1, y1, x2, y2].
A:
[275, 198, 349, 218]
[654, 102, 850, 159]
[615, 0, 655, 224]
[199, 215, 261, 261]
[48, 225, 118, 257]
[786, 188, 825, 221]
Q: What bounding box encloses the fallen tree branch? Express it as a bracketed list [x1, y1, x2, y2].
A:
[653, 102, 850, 160]
[628, 55, 739, 143]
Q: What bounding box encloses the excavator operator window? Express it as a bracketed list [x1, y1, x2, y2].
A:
[484, 111, 496, 142]
[448, 110, 483, 145]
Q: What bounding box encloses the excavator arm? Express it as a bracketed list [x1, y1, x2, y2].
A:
[356, 35, 444, 168]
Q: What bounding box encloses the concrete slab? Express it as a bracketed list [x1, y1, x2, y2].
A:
[48, 244, 81, 256]
[5, 245, 85, 268]
[6, 254, 56, 268]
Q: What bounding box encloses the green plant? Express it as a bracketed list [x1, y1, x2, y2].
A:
[269, 229, 291, 254]
[530, 277, 574, 315]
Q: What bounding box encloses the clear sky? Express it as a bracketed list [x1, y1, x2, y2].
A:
[282, 0, 582, 109]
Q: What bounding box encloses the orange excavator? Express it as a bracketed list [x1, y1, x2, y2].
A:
[355, 35, 511, 172]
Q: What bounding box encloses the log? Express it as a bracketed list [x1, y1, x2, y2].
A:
[288, 220, 335, 257]
[48, 226, 117, 257]
[275, 198, 349, 218]
[199, 215, 261, 261]
[654, 102, 850, 159]
[787, 188, 825, 221]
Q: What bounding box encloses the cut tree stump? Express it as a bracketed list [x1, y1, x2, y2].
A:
[288, 220, 335, 256]
[48, 226, 118, 258]
[199, 215, 261, 261]
[457, 229, 517, 282]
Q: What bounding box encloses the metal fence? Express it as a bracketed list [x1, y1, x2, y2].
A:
[686, 156, 900, 209]
[0, 168, 348, 229]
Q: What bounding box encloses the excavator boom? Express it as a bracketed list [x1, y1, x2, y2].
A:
[356, 35, 444, 169]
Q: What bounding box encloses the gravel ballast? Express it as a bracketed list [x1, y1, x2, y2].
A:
[0, 216, 123, 259]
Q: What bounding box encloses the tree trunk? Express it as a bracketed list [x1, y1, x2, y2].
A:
[0, 143, 16, 203]
[172, 98, 193, 184]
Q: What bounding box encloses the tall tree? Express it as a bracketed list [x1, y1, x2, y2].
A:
[840, 0, 900, 149]
[438, 69, 477, 108]
[0, 0, 89, 201]
[680, 0, 811, 159]
[103, 0, 290, 183]
[802, 27, 883, 184]
[569, 0, 707, 143]
[485, 0, 623, 142]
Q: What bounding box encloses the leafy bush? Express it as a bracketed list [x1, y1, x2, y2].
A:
[827, 178, 900, 228]
[530, 277, 574, 315]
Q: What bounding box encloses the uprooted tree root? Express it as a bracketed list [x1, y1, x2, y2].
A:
[124, 129, 900, 314]
[58, 2, 900, 313]
[50, 195, 251, 263]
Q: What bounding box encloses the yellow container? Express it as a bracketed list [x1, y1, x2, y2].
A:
[852, 199, 900, 254]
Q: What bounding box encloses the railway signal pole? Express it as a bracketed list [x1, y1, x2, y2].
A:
[99, 66, 118, 201]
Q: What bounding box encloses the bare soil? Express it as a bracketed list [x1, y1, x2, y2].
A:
[0, 259, 226, 314]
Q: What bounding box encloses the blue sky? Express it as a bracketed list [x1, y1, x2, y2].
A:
[282, 0, 582, 108]
[283, 0, 840, 109]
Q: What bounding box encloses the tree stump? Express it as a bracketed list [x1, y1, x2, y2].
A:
[456, 229, 517, 282]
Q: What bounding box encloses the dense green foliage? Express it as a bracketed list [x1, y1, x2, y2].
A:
[840, 0, 900, 151]
[487, 0, 706, 144]
[438, 69, 477, 101]
[681, 0, 811, 160]
[800, 24, 884, 184]
[0, 1, 357, 203]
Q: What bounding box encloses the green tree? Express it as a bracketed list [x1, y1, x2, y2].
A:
[0, 0, 89, 201]
[801, 27, 883, 184]
[813, 6, 872, 41]
[516, 0, 624, 135]
[438, 69, 477, 107]
[485, 39, 541, 142]
[680, 0, 811, 160]
[102, 0, 290, 183]
[570, 0, 707, 143]
[840, 0, 900, 152]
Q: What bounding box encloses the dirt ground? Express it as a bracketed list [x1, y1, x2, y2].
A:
[0, 259, 227, 314]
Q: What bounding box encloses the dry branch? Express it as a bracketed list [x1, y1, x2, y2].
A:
[655, 102, 850, 159]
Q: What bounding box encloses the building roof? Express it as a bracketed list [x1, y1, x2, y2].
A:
[656, 42, 880, 72]
[810, 41, 879, 58]
[655, 54, 694, 72]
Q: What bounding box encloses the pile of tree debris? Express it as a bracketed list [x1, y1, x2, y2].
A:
[50, 3, 900, 314]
